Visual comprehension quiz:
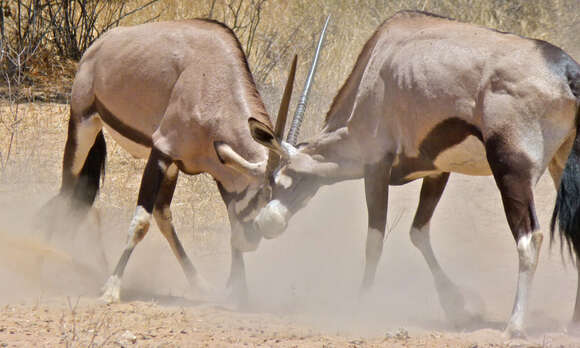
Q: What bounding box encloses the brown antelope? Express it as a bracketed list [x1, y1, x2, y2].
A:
[46, 18, 327, 304]
[241, 11, 580, 337]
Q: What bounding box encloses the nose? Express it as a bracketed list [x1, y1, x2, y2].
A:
[254, 200, 289, 239]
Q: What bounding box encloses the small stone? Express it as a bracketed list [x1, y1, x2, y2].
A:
[121, 330, 137, 344]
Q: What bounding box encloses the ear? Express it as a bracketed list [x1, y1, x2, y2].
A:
[248, 118, 286, 157]
[214, 141, 265, 178]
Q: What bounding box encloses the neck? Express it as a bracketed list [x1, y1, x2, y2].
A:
[302, 126, 365, 183]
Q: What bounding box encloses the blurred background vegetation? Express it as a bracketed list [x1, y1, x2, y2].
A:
[1, 0, 579, 135]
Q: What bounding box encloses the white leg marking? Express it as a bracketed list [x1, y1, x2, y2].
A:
[99, 206, 151, 304]
[411, 223, 469, 322]
[507, 232, 543, 337]
[100, 275, 122, 304]
[127, 206, 151, 247]
[362, 227, 384, 288]
[366, 227, 384, 264]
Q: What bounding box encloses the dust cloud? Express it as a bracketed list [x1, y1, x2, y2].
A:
[0, 172, 577, 340]
[243, 172, 577, 337]
[0, 191, 112, 304]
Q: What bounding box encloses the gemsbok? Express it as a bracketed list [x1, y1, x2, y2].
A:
[242, 10, 580, 336]
[46, 18, 327, 304]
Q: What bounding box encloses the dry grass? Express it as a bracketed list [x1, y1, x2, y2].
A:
[0, 0, 578, 256]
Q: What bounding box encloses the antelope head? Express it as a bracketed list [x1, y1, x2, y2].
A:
[250, 16, 331, 239]
[212, 54, 298, 242]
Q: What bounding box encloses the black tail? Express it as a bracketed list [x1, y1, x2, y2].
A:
[72, 131, 107, 207]
[550, 57, 580, 258]
[551, 110, 580, 259]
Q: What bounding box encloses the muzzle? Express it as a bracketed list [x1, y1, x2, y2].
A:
[253, 200, 289, 239]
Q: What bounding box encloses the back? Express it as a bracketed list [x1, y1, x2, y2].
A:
[74, 20, 268, 134]
[324, 11, 578, 170]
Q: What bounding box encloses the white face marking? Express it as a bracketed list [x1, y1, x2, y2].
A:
[274, 172, 293, 189]
[233, 188, 256, 213]
[281, 141, 299, 157]
[255, 199, 289, 239]
[232, 188, 262, 221]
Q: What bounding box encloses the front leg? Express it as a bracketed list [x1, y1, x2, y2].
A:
[101, 148, 170, 303]
[227, 247, 248, 307]
[361, 154, 394, 290]
[410, 173, 472, 323]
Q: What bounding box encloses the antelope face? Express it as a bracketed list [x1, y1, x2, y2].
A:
[214, 138, 319, 240]
[254, 156, 321, 238]
[248, 119, 324, 238]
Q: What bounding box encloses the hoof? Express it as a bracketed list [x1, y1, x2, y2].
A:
[100, 275, 121, 304]
[190, 275, 218, 297]
[226, 280, 249, 310]
[504, 325, 526, 340]
[567, 321, 580, 336]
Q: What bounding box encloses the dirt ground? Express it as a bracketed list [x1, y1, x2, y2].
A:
[1, 103, 580, 347]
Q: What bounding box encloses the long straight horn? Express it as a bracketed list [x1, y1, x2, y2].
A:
[266, 55, 298, 176]
[286, 15, 330, 146]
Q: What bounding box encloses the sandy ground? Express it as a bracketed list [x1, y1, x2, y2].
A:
[1, 103, 580, 347]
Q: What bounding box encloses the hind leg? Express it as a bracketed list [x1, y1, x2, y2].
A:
[486, 136, 543, 338]
[152, 164, 214, 296]
[548, 134, 574, 188]
[61, 109, 103, 196]
[40, 109, 103, 243]
[101, 148, 171, 303]
[409, 173, 471, 321]
[87, 208, 109, 274]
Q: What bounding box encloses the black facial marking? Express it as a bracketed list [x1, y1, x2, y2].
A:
[217, 183, 262, 243]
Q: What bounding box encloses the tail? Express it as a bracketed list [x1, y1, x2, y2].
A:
[551, 67, 580, 258]
[71, 131, 107, 207]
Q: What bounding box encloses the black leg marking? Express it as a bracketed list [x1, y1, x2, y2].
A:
[485, 134, 542, 337]
[486, 134, 539, 239]
[102, 148, 172, 303]
[217, 183, 254, 306]
[410, 173, 471, 323]
[412, 173, 450, 230]
[152, 165, 211, 294]
[113, 148, 170, 277]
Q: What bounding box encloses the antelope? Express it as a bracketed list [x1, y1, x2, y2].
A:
[242, 10, 580, 337]
[45, 18, 327, 304]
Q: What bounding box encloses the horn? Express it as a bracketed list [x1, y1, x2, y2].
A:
[286, 15, 330, 146]
[266, 54, 298, 176]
